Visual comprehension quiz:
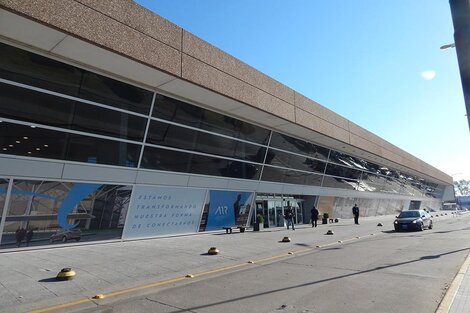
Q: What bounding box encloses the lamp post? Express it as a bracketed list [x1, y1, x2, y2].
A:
[449, 0, 470, 130]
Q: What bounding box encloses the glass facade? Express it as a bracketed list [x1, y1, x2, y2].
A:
[0, 42, 447, 198]
[0, 179, 131, 249]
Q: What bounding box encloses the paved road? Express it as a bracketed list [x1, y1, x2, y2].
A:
[1, 213, 469, 313]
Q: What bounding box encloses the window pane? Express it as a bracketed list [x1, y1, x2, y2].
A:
[141, 146, 260, 179]
[322, 176, 358, 190]
[152, 94, 270, 144]
[325, 163, 362, 180]
[141, 146, 191, 172]
[0, 122, 67, 160]
[146, 121, 266, 162]
[261, 166, 323, 186]
[78, 72, 153, 115]
[0, 42, 153, 115]
[269, 132, 329, 160]
[0, 42, 82, 96]
[265, 148, 326, 173]
[0, 83, 146, 141]
[328, 150, 368, 170]
[66, 135, 140, 167]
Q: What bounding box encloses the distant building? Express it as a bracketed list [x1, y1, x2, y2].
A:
[0, 1, 455, 249]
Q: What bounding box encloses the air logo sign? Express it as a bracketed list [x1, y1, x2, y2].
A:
[204, 190, 254, 231]
[215, 205, 228, 215]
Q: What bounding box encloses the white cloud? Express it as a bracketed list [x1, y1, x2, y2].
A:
[421, 70, 436, 80]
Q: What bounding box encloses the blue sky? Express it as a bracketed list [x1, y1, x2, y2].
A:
[136, 0, 469, 181]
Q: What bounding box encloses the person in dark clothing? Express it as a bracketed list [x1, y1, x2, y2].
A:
[310, 206, 319, 227]
[284, 207, 295, 230]
[15, 228, 26, 247]
[25, 228, 34, 247]
[352, 204, 360, 225]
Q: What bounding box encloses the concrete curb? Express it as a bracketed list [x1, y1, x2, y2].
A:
[435, 249, 470, 313]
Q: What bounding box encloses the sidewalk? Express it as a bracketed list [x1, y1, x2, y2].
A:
[0, 212, 467, 313]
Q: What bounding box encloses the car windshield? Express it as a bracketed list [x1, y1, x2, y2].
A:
[398, 211, 421, 218]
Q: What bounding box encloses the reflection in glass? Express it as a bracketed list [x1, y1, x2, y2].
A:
[269, 132, 329, 160]
[0, 42, 153, 114]
[0, 83, 147, 141]
[325, 163, 362, 180]
[141, 146, 261, 180]
[322, 176, 359, 190]
[146, 120, 266, 163]
[152, 94, 270, 144]
[261, 166, 322, 186]
[265, 148, 326, 174]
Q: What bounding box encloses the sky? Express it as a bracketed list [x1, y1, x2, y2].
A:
[136, 0, 469, 182]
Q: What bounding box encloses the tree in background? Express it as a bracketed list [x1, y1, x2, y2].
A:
[454, 179, 470, 196]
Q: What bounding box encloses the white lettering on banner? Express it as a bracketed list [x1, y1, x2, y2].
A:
[123, 186, 206, 239]
[215, 205, 228, 215]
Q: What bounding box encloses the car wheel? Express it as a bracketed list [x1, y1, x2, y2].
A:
[394, 227, 400, 232]
[419, 222, 424, 231]
[428, 221, 433, 229]
[61, 236, 67, 243]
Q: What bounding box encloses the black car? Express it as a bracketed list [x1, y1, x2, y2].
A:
[394, 210, 433, 232]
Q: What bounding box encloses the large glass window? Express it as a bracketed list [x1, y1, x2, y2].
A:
[0, 122, 140, 167]
[66, 134, 140, 167]
[325, 163, 362, 180]
[146, 120, 266, 163]
[265, 148, 326, 174]
[0, 42, 153, 114]
[0, 83, 147, 141]
[0, 122, 68, 160]
[269, 132, 329, 160]
[261, 166, 322, 186]
[152, 94, 270, 144]
[141, 146, 261, 179]
[322, 176, 359, 190]
[328, 150, 368, 170]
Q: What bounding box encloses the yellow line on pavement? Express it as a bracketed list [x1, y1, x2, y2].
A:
[28, 236, 372, 313]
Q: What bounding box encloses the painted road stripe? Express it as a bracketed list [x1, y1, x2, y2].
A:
[28, 235, 375, 313]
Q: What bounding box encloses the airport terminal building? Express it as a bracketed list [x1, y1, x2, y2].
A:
[0, 0, 455, 249]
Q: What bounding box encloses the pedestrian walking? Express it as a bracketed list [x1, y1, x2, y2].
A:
[310, 206, 319, 227]
[15, 227, 26, 247]
[284, 207, 295, 230]
[352, 203, 360, 225]
[25, 228, 34, 247]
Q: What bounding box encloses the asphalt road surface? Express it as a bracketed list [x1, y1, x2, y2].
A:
[69, 215, 470, 313]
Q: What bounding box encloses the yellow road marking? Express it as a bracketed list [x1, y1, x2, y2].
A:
[29, 236, 371, 312]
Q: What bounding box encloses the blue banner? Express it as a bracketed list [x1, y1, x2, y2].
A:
[205, 190, 253, 231]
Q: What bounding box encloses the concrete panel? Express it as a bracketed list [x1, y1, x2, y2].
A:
[75, 0, 182, 50]
[52, 35, 174, 89]
[187, 175, 229, 189]
[0, 0, 181, 76]
[135, 170, 190, 187]
[349, 133, 382, 156]
[226, 179, 259, 192]
[0, 156, 64, 179]
[182, 54, 295, 122]
[158, 79, 245, 112]
[295, 92, 349, 130]
[62, 164, 137, 183]
[295, 108, 349, 143]
[183, 31, 295, 104]
[257, 181, 284, 194]
[0, 9, 67, 51]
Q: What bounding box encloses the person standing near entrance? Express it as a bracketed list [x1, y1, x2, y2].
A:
[310, 206, 319, 227]
[284, 207, 295, 230]
[352, 203, 360, 225]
